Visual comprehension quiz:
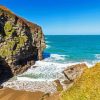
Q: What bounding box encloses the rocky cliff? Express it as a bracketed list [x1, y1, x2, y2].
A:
[0, 5, 46, 76]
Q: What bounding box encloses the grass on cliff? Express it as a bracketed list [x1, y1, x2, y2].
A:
[61, 63, 100, 100]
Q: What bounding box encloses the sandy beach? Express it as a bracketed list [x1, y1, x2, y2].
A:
[0, 88, 60, 100]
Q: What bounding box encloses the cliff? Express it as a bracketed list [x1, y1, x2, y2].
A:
[0, 5, 46, 77]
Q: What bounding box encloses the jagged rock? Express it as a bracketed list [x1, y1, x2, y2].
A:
[0, 85, 3, 89]
[53, 80, 63, 91]
[63, 63, 87, 82]
[61, 63, 88, 91]
[0, 5, 46, 76]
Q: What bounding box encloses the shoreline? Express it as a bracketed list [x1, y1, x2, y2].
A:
[0, 62, 99, 100]
[1, 61, 92, 93]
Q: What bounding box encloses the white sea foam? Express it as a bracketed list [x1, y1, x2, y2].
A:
[95, 54, 100, 59]
[50, 54, 66, 60]
[44, 54, 67, 61]
[18, 61, 67, 80]
[17, 60, 91, 81]
[46, 44, 51, 49]
[17, 53, 94, 81]
[81, 61, 94, 68]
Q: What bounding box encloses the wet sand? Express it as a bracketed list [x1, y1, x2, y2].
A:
[0, 88, 60, 100]
[0, 88, 44, 100]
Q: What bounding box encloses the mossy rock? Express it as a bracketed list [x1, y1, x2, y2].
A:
[38, 30, 42, 39]
[4, 21, 15, 37]
[0, 40, 16, 58]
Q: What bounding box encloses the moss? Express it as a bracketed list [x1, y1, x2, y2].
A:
[14, 37, 19, 43]
[4, 21, 12, 32]
[4, 21, 14, 37]
[16, 35, 28, 49]
[0, 40, 16, 58]
[38, 30, 42, 39]
[0, 45, 12, 58]
[19, 36, 27, 45]
[61, 63, 100, 100]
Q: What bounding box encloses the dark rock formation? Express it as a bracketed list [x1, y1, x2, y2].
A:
[0, 5, 46, 76]
[0, 57, 13, 84]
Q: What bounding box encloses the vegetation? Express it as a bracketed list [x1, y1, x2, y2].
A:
[38, 30, 42, 39]
[1, 20, 28, 58]
[4, 21, 14, 37]
[61, 63, 100, 100]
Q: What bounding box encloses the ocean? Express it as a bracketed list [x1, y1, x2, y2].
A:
[44, 35, 100, 64]
[3, 35, 100, 93]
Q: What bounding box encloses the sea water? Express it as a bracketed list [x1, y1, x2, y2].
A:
[3, 35, 100, 93]
[45, 35, 100, 63]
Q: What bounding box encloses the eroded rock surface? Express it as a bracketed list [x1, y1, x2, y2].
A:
[62, 63, 87, 90]
[0, 5, 46, 76]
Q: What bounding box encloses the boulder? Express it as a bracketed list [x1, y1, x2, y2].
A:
[63, 63, 87, 82]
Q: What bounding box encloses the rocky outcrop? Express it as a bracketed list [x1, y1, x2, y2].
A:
[62, 63, 87, 90]
[63, 63, 87, 82]
[0, 5, 46, 76]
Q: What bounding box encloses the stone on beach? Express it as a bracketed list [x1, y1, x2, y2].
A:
[63, 63, 87, 82]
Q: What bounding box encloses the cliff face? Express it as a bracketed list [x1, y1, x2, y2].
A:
[0, 6, 46, 75]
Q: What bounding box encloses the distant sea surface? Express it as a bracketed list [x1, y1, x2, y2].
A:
[44, 35, 100, 64]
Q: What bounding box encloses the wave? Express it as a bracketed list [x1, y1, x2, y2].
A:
[16, 53, 96, 82]
[95, 54, 100, 59]
[17, 59, 94, 82]
[46, 45, 51, 49]
[43, 53, 68, 62]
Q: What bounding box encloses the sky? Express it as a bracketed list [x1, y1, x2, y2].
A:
[0, 0, 100, 35]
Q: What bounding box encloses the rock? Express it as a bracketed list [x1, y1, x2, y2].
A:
[53, 80, 63, 91]
[62, 80, 72, 85]
[63, 63, 87, 82]
[0, 5, 46, 76]
[0, 85, 3, 89]
[41, 93, 50, 100]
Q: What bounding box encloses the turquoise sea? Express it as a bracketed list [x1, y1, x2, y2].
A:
[44, 35, 100, 64]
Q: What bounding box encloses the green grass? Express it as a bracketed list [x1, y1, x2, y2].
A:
[61, 63, 100, 100]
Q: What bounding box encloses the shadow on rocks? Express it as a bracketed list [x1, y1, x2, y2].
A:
[0, 57, 13, 85]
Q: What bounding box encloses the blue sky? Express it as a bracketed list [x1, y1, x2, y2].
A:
[0, 0, 100, 35]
